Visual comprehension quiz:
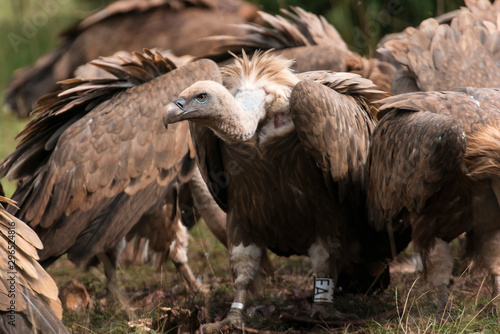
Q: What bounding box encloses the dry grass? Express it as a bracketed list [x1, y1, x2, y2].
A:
[39, 221, 500, 333]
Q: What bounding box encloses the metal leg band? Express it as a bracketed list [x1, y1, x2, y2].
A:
[231, 302, 244, 310]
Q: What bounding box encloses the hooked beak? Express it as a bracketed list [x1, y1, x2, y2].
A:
[163, 97, 187, 129]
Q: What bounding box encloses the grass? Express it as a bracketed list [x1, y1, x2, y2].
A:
[40, 226, 500, 333]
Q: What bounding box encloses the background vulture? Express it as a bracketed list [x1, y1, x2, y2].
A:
[378, 0, 500, 94]
[204, 6, 397, 92]
[0, 187, 68, 334]
[164, 50, 409, 331]
[0, 50, 229, 310]
[368, 0, 500, 316]
[5, 0, 260, 118]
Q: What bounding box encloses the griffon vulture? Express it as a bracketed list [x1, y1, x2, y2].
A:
[369, 0, 500, 316]
[204, 6, 397, 92]
[6, 0, 259, 117]
[0, 191, 68, 334]
[379, 0, 500, 94]
[164, 50, 408, 330]
[0, 50, 228, 304]
[367, 88, 500, 315]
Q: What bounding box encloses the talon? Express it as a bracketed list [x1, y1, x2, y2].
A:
[202, 308, 246, 334]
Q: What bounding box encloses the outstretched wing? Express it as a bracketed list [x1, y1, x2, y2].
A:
[0, 52, 221, 264]
[0, 197, 67, 333]
[289, 73, 384, 205]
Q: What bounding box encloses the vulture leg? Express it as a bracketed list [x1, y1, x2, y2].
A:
[477, 229, 500, 315]
[96, 252, 135, 320]
[169, 219, 206, 293]
[189, 169, 275, 278]
[308, 238, 358, 320]
[473, 179, 500, 315]
[203, 242, 264, 333]
[421, 238, 454, 318]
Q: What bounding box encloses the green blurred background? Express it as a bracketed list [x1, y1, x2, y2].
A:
[0, 0, 464, 195]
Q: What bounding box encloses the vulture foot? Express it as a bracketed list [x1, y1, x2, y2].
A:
[435, 283, 455, 321]
[202, 308, 245, 333]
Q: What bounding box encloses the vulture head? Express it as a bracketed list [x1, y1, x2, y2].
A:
[165, 51, 300, 142]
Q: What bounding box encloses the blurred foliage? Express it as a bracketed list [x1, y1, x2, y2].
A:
[0, 0, 110, 94]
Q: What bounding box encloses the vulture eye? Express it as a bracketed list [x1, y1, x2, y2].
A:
[196, 93, 208, 103]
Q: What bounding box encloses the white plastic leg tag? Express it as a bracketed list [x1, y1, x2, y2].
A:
[313, 277, 334, 303]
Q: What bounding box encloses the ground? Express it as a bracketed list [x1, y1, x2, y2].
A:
[46, 222, 500, 334]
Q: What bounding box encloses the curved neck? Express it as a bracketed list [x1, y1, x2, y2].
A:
[212, 88, 266, 143]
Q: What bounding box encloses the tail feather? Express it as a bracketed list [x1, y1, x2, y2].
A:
[465, 122, 500, 179]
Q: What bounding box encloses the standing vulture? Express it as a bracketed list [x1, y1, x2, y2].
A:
[204, 6, 397, 92]
[367, 88, 500, 315]
[0, 190, 68, 334]
[164, 50, 405, 330]
[0, 50, 227, 305]
[5, 0, 259, 117]
[368, 0, 500, 316]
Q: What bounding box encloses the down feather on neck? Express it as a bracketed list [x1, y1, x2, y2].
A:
[222, 50, 300, 143]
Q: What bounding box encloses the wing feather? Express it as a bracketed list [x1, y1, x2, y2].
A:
[0, 198, 65, 331]
[367, 91, 482, 231]
[205, 7, 395, 90]
[289, 76, 382, 203]
[0, 53, 221, 263]
[382, 8, 500, 93]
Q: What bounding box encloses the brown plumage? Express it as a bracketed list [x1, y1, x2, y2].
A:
[205, 6, 397, 92]
[122, 169, 228, 291]
[0, 50, 226, 298]
[367, 88, 500, 315]
[6, 0, 259, 117]
[164, 51, 402, 330]
[0, 194, 68, 334]
[371, 0, 500, 315]
[379, 0, 500, 94]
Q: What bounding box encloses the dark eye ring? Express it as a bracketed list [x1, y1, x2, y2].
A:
[196, 93, 208, 103]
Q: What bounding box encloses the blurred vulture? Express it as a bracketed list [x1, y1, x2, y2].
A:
[204, 6, 397, 92]
[0, 190, 68, 334]
[379, 0, 500, 94]
[368, 0, 500, 316]
[6, 0, 259, 117]
[0, 50, 228, 305]
[164, 50, 408, 331]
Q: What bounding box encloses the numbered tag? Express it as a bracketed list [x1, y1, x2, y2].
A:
[313, 277, 334, 303]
